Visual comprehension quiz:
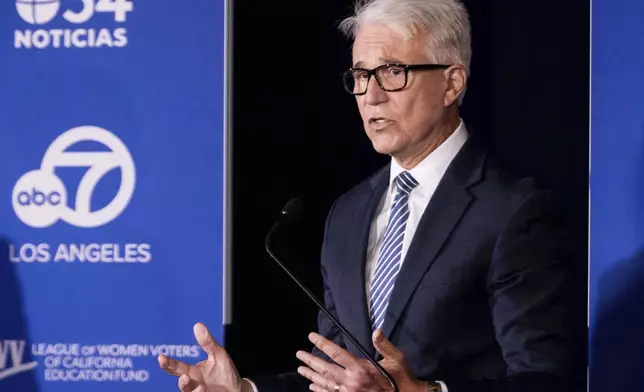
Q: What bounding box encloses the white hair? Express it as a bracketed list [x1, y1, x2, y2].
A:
[338, 0, 472, 76]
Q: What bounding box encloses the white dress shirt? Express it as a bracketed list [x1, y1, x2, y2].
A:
[365, 120, 469, 295]
[364, 120, 469, 392]
[246, 120, 469, 392]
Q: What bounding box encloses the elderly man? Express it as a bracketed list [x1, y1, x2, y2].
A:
[158, 0, 585, 391]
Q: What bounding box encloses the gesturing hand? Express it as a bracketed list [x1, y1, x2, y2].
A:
[158, 322, 252, 392]
[296, 329, 427, 392]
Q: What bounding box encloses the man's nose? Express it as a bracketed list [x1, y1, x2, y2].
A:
[364, 76, 388, 105]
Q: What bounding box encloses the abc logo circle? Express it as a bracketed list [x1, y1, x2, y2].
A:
[13, 170, 67, 228]
[12, 125, 136, 229]
[16, 0, 61, 25]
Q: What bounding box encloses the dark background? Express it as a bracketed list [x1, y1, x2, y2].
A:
[225, 0, 589, 381]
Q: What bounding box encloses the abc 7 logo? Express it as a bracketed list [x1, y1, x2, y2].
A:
[12, 126, 136, 228]
[16, 0, 132, 25]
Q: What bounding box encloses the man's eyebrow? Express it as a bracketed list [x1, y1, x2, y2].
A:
[381, 57, 405, 64]
[352, 58, 406, 68]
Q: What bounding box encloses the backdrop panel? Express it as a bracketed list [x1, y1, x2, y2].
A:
[0, 0, 228, 391]
[589, 0, 644, 390]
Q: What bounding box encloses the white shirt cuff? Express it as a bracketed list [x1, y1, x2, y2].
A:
[243, 378, 259, 392]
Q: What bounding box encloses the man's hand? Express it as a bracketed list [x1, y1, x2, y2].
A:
[295, 329, 427, 392]
[158, 322, 252, 392]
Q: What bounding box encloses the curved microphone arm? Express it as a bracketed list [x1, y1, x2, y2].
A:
[264, 220, 399, 392]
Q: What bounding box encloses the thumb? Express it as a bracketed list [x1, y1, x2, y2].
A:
[372, 329, 403, 363]
[194, 322, 223, 358]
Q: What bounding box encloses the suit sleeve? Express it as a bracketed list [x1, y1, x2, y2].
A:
[443, 188, 586, 392]
[249, 200, 347, 392]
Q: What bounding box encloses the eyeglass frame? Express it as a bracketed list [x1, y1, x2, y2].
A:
[342, 63, 452, 95]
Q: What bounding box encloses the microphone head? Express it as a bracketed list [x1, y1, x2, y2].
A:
[279, 198, 303, 223]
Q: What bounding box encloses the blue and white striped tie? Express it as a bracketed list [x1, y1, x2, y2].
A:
[369, 171, 418, 331]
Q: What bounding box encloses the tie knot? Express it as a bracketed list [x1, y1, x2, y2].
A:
[394, 171, 418, 195]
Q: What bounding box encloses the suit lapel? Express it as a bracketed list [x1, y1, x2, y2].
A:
[380, 137, 486, 341]
[340, 165, 389, 359]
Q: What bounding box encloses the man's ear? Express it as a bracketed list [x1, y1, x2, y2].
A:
[444, 65, 467, 106]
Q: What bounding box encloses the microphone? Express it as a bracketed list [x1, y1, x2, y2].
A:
[264, 198, 399, 392]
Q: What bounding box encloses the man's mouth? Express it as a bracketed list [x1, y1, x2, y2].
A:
[369, 117, 393, 124]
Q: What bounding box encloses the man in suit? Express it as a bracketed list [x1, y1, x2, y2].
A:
[158, 0, 586, 391]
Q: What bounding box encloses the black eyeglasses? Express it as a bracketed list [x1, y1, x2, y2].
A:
[342, 63, 451, 95]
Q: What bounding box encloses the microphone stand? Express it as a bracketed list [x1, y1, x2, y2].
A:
[264, 201, 399, 392]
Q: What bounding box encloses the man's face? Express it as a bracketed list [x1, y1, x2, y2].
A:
[352, 23, 450, 160]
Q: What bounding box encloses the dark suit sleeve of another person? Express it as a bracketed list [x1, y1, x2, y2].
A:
[442, 187, 585, 392]
[249, 201, 346, 392]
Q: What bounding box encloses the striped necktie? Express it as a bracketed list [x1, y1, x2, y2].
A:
[369, 171, 418, 331]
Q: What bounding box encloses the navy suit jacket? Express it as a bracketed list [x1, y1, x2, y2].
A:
[253, 134, 586, 392]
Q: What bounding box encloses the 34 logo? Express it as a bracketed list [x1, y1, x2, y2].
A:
[14, 0, 133, 49]
[16, 0, 133, 25]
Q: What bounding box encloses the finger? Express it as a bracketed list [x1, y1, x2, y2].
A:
[308, 332, 359, 369]
[309, 383, 330, 392]
[194, 322, 223, 358]
[296, 351, 344, 383]
[178, 374, 197, 392]
[158, 355, 192, 377]
[297, 366, 338, 392]
[372, 329, 404, 363]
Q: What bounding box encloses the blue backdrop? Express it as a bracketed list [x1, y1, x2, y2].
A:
[589, 0, 644, 390]
[0, 0, 228, 391]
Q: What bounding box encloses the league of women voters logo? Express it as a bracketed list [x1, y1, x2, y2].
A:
[12, 125, 136, 228]
[0, 340, 37, 381]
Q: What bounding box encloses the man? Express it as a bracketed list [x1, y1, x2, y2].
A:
[158, 0, 585, 391]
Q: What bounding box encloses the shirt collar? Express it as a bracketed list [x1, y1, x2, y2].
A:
[389, 119, 469, 197]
